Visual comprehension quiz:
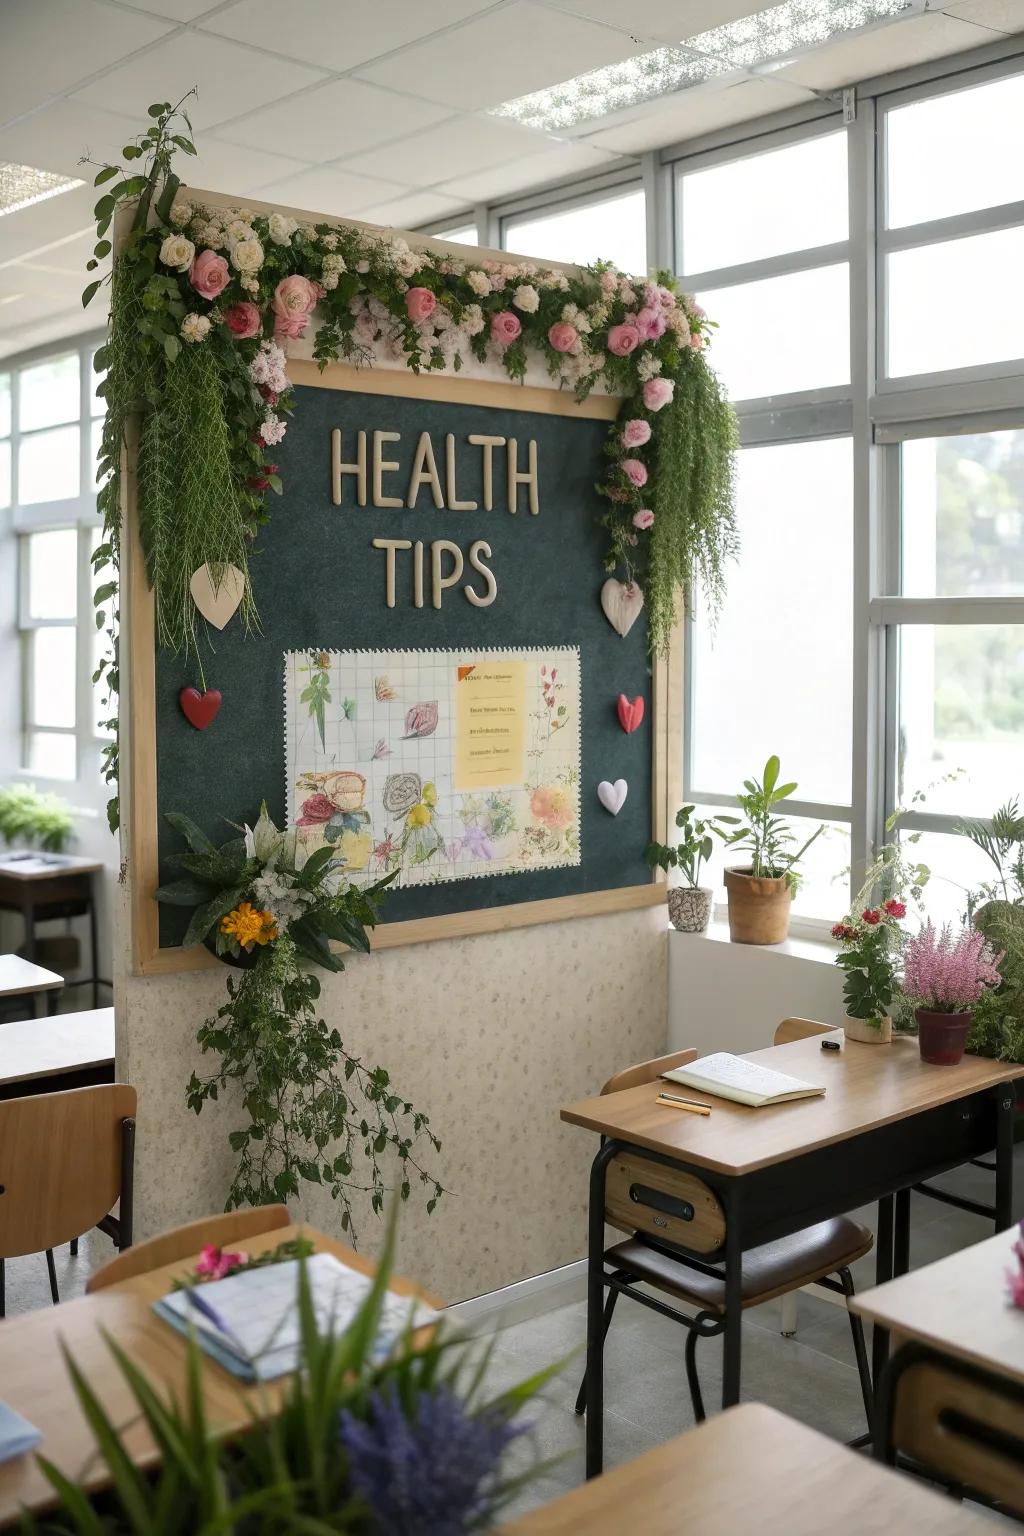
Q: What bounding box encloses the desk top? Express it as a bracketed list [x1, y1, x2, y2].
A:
[561, 1035, 1020, 1175]
[0, 1007, 114, 1087]
[852, 1228, 1024, 1385]
[500, 1403, 989, 1534]
[0, 854, 103, 882]
[0, 1222, 441, 1525]
[0, 955, 63, 998]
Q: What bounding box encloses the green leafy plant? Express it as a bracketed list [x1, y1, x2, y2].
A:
[0, 783, 74, 853]
[28, 1219, 556, 1534]
[645, 804, 716, 887]
[957, 797, 1024, 907]
[156, 806, 443, 1236]
[831, 901, 906, 1030]
[716, 755, 823, 889]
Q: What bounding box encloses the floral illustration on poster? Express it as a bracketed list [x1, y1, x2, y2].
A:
[284, 648, 580, 886]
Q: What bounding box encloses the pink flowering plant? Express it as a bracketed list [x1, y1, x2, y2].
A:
[1008, 1222, 1024, 1310]
[902, 922, 1003, 1013]
[171, 1234, 314, 1290]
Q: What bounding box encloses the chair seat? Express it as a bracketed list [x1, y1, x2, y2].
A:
[605, 1217, 873, 1315]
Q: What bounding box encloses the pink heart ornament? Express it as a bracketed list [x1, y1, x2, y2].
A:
[617, 694, 644, 733]
[597, 779, 628, 816]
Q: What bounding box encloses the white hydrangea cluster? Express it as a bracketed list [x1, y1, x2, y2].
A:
[249, 339, 289, 394]
[320, 252, 347, 290]
[180, 313, 211, 343]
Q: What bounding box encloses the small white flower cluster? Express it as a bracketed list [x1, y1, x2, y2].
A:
[383, 236, 421, 281]
[260, 413, 287, 446]
[268, 212, 297, 247]
[637, 353, 662, 382]
[249, 339, 289, 395]
[251, 867, 313, 928]
[168, 198, 193, 229]
[180, 313, 211, 344]
[320, 252, 348, 291]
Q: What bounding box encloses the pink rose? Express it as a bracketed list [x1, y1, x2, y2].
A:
[405, 286, 437, 324]
[490, 310, 522, 345]
[689, 332, 704, 350]
[189, 249, 230, 300]
[607, 323, 641, 357]
[635, 305, 666, 340]
[222, 301, 262, 339]
[633, 509, 655, 530]
[642, 377, 675, 412]
[547, 321, 578, 353]
[296, 792, 335, 826]
[272, 274, 318, 340]
[621, 418, 651, 449]
[621, 458, 648, 488]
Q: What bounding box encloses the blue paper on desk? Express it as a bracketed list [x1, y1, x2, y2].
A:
[0, 1402, 41, 1463]
[153, 1252, 438, 1383]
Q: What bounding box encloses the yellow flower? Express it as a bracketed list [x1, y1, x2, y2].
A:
[221, 901, 277, 948]
[422, 780, 437, 808]
[407, 802, 431, 829]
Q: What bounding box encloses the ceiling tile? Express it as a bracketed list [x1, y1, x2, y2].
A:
[356, 1, 644, 110]
[941, 0, 1024, 29]
[180, 140, 314, 198]
[0, 184, 96, 266]
[355, 189, 466, 228]
[202, 0, 497, 71]
[209, 80, 453, 163]
[584, 77, 812, 153]
[343, 113, 555, 185]
[72, 32, 329, 131]
[0, 100, 146, 179]
[251, 163, 406, 217]
[547, 0, 767, 45]
[119, 0, 224, 17]
[777, 13, 988, 90]
[0, 300, 103, 360]
[436, 139, 621, 202]
[0, 0, 173, 127]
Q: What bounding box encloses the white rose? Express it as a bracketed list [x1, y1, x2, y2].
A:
[159, 233, 195, 272]
[168, 199, 192, 229]
[461, 303, 484, 337]
[466, 269, 491, 297]
[180, 313, 211, 343]
[268, 213, 297, 246]
[225, 218, 255, 245]
[231, 238, 264, 274]
[513, 283, 540, 313]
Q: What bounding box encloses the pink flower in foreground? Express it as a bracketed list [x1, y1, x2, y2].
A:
[621, 457, 648, 489]
[405, 286, 437, 324]
[689, 332, 705, 350]
[621, 418, 652, 449]
[607, 322, 641, 358]
[635, 305, 666, 340]
[902, 921, 1002, 1011]
[272, 274, 318, 340]
[547, 321, 578, 353]
[222, 301, 262, 339]
[633, 509, 654, 530]
[1008, 1222, 1024, 1310]
[490, 310, 522, 345]
[194, 1244, 248, 1281]
[189, 249, 230, 300]
[643, 377, 674, 412]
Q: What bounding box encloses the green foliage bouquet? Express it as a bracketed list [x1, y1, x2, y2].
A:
[831, 899, 907, 1031]
[0, 782, 74, 853]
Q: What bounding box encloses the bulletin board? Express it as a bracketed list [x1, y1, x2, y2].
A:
[128, 361, 678, 975]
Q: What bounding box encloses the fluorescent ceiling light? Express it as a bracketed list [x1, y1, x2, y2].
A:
[0, 162, 83, 219]
[492, 0, 915, 131]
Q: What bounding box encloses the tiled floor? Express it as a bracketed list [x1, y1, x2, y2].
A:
[3, 1152, 1020, 1526]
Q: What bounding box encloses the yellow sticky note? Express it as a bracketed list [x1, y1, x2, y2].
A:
[454, 661, 527, 791]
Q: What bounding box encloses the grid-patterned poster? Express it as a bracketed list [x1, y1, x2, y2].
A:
[284, 648, 581, 887]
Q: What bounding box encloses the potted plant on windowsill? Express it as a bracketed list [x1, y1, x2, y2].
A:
[646, 805, 717, 934]
[903, 921, 1003, 1065]
[831, 900, 907, 1044]
[716, 755, 823, 945]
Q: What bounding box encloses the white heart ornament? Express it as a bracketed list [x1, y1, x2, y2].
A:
[189, 563, 245, 630]
[600, 578, 644, 638]
[598, 779, 628, 816]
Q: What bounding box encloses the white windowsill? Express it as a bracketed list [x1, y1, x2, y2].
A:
[667, 918, 840, 968]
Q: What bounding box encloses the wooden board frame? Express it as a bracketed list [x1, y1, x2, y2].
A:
[126, 358, 681, 976]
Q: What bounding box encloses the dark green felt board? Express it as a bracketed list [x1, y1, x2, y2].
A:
[156, 379, 653, 945]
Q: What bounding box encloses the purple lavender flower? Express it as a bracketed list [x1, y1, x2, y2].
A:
[338, 1384, 525, 1534]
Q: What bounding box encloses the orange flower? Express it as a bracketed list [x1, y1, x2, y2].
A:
[221, 902, 277, 948]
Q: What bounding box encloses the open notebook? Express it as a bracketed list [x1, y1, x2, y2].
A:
[662, 1052, 825, 1108]
[153, 1252, 439, 1383]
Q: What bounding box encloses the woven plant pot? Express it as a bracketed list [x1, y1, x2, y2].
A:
[843, 1014, 892, 1045]
[667, 886, 713, 934]
[723, 867, 791, 945]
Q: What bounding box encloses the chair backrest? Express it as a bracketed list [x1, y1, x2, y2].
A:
[601, 1047, 699, 1096]
[0, 1084, 136, 1259]
[774, 1017, 835, 1046]
[86, 1204, 291, 1293]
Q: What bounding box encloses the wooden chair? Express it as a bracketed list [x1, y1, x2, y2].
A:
[774, 1017, 836, 1045]
[87, 1205, 291, 1293]
[0, 1083, 136, 1315]
[575, 1043, 874, 1426]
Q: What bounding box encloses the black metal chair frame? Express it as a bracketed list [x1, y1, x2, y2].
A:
[0, 1115, 135, 1317]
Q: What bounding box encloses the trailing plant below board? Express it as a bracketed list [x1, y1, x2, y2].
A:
[0, 782, 75, 853]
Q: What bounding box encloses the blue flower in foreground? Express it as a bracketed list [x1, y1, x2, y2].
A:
[339, 1384, 526, 1534]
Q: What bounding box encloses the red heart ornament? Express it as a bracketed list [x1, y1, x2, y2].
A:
[179, 687, 222, 730]
[617, 693, 644, 734]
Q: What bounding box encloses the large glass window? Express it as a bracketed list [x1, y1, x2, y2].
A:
[502, 186, 646, 274]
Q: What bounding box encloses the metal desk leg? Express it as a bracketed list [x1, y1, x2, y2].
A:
[894, 1187, 911, 1278]
[722, 1182, 743, 1409]
[995, 1084, 1016, 1232]
[872, 1193, 895, 1384]
[585, 1140, 618, 1481]
[46, 988, 59, 1016]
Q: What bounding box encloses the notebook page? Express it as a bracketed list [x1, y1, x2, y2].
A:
[664, 1052, 824, 1099]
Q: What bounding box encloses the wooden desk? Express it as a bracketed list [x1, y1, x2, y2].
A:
[0, 1007, 114, 1100]
[562, 1035, 1021, 1475]
[501, 1403, 990, 1534]
[0, 1221, 441, 1527]
[853, 1229, 1024, 1513]
[0, 955, 64, 1017]
[0, 854, 104, 1010]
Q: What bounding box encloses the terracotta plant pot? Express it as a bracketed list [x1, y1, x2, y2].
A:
[723, 867, 791, 945]
[667, 886, 713, 934]
[843, 1014, 893, 1045]
[916, 1007, 972, 1066]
